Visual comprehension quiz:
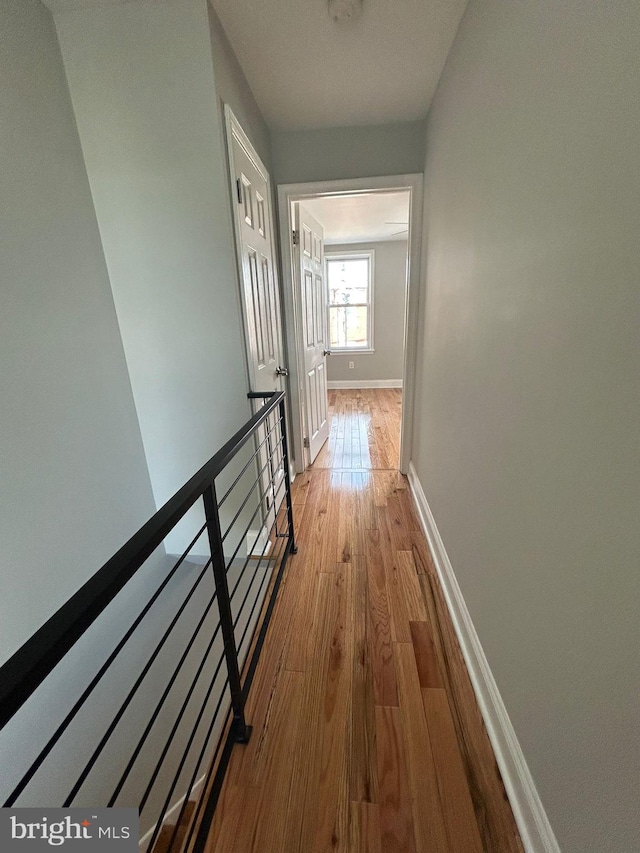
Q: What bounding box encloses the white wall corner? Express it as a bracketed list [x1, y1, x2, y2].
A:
[407, 461, 561, 853]
[326, 379, 403, 389]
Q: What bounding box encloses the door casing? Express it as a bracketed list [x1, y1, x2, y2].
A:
[277, 174, 424, 474]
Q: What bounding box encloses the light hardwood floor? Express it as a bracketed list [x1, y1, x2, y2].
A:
[205, 389, 523, 853]
[314, 389, 402, 471]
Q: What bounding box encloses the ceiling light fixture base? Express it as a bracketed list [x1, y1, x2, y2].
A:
[328, 0, 363, 23]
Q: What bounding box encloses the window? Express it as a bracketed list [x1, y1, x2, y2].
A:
[326, 251, 374, 351]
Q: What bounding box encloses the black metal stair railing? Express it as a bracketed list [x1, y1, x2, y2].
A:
[0, 390, 296, 853]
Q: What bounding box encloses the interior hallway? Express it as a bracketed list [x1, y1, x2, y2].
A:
[205, 389, 523, 852]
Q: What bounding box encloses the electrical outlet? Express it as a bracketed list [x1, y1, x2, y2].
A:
[349, 361, 355, 369]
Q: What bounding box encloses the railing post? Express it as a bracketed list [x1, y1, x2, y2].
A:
[202, 484, 252, 744]
[278, 398, 298, 554]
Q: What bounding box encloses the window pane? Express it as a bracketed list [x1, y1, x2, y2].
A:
[330, 305, 369, 349]
[327, 258, 369, 307]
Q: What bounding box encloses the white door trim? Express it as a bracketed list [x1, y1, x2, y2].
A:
[277, 174, 423, 474]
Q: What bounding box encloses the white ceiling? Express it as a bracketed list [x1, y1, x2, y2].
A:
[303, 191, 410, 245]
[212, 0, 468, 130]
[44, 0, 468, 131]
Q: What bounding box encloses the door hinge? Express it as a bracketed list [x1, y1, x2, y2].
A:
[236, 178, 242, 204]
[303, 436, 310, 449]
[292, 229, 299, 246]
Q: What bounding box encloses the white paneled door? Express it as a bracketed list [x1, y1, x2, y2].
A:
[226, 110, 285, 395]
[295, 203, 329, 463]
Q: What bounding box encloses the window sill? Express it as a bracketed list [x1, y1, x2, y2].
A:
[330, 348, 375, 355]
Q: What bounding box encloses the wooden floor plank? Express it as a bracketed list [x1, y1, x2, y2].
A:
[204, 784, 260, 853]
[244, 671, 306, 853]
[383, 492, 416, 551]
[310, 565, 354, 853]
[385, 548, 428, 643]
[349, 802, 382, 853]
[410, 529, 437, 576]
[354, 471, 376, 531]
[375, 705, 417, 853]
[409, 620, 443, 689]
[365, 529, 399, 707]
[394, 642, 450, 852]
[284, 567, 355, 853]
[285, 564, 320, 673]
[349, 559, 378, 804]
[316, 471, 341, 571]
[282, 571, 339, 853]
[422, 687, 484, 853]
[337, 472, 357, 563]
[292, 468, 312, 507]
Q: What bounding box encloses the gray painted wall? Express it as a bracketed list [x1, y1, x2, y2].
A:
[1, 1, 267, 828]
[0, 0, 156, 663]
[412, 0, 640, 850]
[327, 241, 407, 383]
[207, 2, 271, 171]
[271, 120, 426, 185]
[54, 0, 252, 552]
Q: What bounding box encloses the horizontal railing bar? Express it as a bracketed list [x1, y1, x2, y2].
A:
[241, 531, 293, 703]
[221, 442, 285, 551]
[236, 504, 288, 638]
[247, 391, 276, 399]
[165, 667, 234, 853]
[63, 559, 214, 806]
[220, 433, 284, 544]
[229, 479, 286, 605]
[235, 531, 286, 658]
[3, 522, 209, 807]
[223, 442, 284, 570]
[217, 416, 281, 509]
[190, 709, 235, 853]
[0, 391, 283, 734]
[182, 710, 229, 853]
[145, 668, 230, 853]
[138, 647, 227, 815]
[231, 525, 283, 638]
[107, 588, 221, 806]
[221, 459, 287, 578]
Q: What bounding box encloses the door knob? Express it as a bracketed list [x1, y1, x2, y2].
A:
[323, 350, 332, 356]
[275, 366, 289, 377]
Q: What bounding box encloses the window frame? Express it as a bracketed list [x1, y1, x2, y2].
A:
[325, 249, 375, 353]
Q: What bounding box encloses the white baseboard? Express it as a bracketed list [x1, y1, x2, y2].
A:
[407, 462, 560, 853]
[327, 379, 403, 389]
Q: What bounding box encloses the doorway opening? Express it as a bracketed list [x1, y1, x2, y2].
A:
[277, 175, 423, 475]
